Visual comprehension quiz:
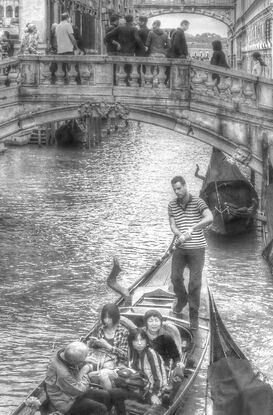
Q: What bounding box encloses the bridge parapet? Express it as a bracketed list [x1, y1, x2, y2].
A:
[9, 55, 272, 116]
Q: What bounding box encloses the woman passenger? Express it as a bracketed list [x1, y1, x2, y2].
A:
[143, 309, 184, 372]
[88, 303, 129, 389]
[128, 328, 168, 405]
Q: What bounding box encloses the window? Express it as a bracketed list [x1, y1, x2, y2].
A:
[15, 6, 19, 18]
[0, 6, 4, 18]
[6, 6, 13, 18]
[265, 19, 272, 43]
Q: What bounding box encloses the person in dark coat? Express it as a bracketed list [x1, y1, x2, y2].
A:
[210, 40, 229, 87]
[104, 14, 120, 55]
[73, 25, 85, 54]
[170, 20, 190, 58]
[104, 14, 144, 56]
[135, 16, 149, 57]
[104, 14, 145, 85]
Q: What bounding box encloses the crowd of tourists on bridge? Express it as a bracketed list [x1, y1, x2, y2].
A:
[0, 11, 267, 79]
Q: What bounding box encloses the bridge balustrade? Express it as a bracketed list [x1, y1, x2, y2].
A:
[0, 55, 273, 118]
[0, 55, 271, 112]
[0, 55, 272, 175]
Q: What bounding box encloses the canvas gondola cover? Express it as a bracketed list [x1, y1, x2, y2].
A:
[208, 356, 273, 415]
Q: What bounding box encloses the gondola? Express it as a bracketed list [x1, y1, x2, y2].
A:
[11, 239, 210, 415]
[198, 148, 259, 235]
[262, 183, 273, 274]
[55, 119, 86, 146]
[207, 289, 273, 415]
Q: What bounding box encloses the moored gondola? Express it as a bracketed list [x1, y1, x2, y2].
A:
[11, 240, 210, 415]
[207, 289, 273, 415]
[198, 148, 259, 235]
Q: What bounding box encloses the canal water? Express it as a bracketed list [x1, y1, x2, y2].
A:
[1, 122, 273, 414]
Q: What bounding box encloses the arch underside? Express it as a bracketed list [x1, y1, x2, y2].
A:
[5, 103, 262, 174]
[134, 7, 234, 31]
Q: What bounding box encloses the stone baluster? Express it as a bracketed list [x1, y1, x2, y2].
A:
[67, 63, 77, 85]
[7, 65, 19, 86]
[130, 63, 139, 87]
[80, 63, 92, 85]
[204, 71, 215, 96]
[116, 64, 127, 86]
[55, 61, 65, 85]
[243, 80, 255, 106]
[190, 68, 205, 85]
[143, 65, 153, 88]
[0, 66, 7, 87]
[40, 61, 52, 85]
[157, 64, 167, 88]
[218, 76, 231, 96]
[230, 77, 242, 103]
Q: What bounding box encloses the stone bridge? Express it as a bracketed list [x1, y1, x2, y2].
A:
[1, 54, 273, 174]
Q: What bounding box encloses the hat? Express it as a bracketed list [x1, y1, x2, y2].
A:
[144, 309, 163, 324]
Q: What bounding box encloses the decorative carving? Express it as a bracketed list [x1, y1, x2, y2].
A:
[78, 101, 129, 120]
[232, 145, 252, 166]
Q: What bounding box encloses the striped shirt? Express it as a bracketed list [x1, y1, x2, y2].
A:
[168, 194, 208, 249]
[134, 347, 167, 396]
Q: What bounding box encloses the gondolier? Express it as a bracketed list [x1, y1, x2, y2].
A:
[168, 175, 213, 329]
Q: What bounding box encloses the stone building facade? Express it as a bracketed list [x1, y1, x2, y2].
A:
[0, 0, 19, 35]
[232, 0, 273, 78]
[0, 0, 134, 52]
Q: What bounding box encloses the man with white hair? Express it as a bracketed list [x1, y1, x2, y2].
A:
[45, 341, 128, 415]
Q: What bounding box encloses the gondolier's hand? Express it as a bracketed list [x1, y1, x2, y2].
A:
[184, 227, 194, 239]
[177, 227, 193, 244]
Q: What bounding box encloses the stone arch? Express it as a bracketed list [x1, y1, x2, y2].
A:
[135, 9, 234, 33]
[5, 104, 261, 174]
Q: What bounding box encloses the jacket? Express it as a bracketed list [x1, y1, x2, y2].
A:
[45, 349, 90, 413]
[135, 26, 150, 56]
[171, 28, 188, 58]
[104, 23, 144, 55]
[210, 50, 229, 68]
[146, 29, 170, 55]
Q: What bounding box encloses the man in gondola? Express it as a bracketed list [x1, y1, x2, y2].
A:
[168, 176, 213, 329]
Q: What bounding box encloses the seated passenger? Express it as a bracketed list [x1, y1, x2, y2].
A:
[45, 340, 128, 415]
[143, 310, 185, 382]
[128, 328, 168, 405]
[87, 303, 129, 389]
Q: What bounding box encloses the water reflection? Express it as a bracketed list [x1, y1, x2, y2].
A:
[0, 123, 272, 414]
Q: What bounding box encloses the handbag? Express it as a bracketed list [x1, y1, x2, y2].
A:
[114, 368, 149, 392]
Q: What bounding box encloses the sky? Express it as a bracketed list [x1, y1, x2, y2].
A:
[147, 13, 228, 36]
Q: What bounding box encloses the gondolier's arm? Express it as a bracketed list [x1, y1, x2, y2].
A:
[169, 208, 213, 243]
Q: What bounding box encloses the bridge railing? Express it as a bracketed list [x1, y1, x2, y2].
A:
[190, 60, 273, 110]
[0, 57, 20, 88]
[0, 55, 273, 111]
